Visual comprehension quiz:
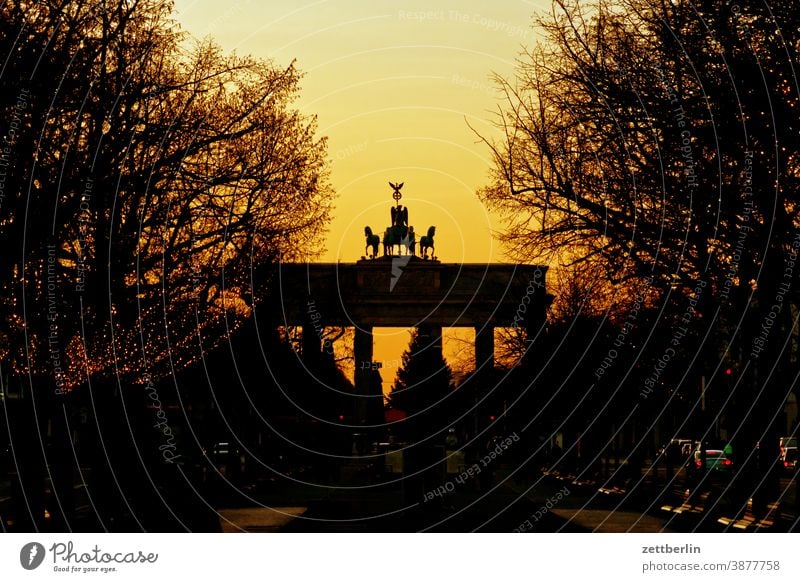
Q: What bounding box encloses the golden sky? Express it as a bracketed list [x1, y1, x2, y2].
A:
[173, 0, 551, 388]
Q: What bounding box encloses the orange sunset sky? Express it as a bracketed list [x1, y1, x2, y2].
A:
[173, 0, 552, 390]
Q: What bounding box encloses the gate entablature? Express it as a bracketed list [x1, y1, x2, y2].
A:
[273, 262, 549, 328]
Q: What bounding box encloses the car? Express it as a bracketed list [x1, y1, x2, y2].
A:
[781, 447, 798, 472]
[0, 444, 10, 473]
[657, 438, 694, 462]
[693, 449, 733, 472]
[780, 437, 797, 457]
[208, 441, 243, 475]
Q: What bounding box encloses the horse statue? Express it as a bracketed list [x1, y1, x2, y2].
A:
[404, 226, 416, 256]
[383, 223, 409, 256]
[383, 227, 392, 256]
[364, 226, 380, 258]
[420, 226, 436, 259]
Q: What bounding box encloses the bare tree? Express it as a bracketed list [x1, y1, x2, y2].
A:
[480, 0, 800, 514]
[0, 0, 334, 389]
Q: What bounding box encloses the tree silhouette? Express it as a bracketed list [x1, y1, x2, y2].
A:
[0, 0, 332, 389]
[480, 0, 800, 512]
[0, 0, 333, 531]
[388, 329, 454, 440]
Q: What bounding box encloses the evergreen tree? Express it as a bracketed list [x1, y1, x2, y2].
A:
[388, 329, 453, 439]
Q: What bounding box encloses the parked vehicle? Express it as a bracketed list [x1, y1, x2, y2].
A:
[779, 437, 797, 455]
[0, 444, 10, 473]
[781, 447, 798, 472]
[693, 449, 733, 472]
[208, 441, 243, 476]
[657, 438, 694, 462]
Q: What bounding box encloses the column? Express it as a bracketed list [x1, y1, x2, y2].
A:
[522, 293, 553, 367]
[301, 319, 322, 370]
[473, 326, 495, 440]
[475, 325, 495, 372]
[354, 325, 374, 426]
[413, 324, 444, 494]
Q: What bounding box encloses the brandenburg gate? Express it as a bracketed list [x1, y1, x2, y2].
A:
[269, 183, 552, 423]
